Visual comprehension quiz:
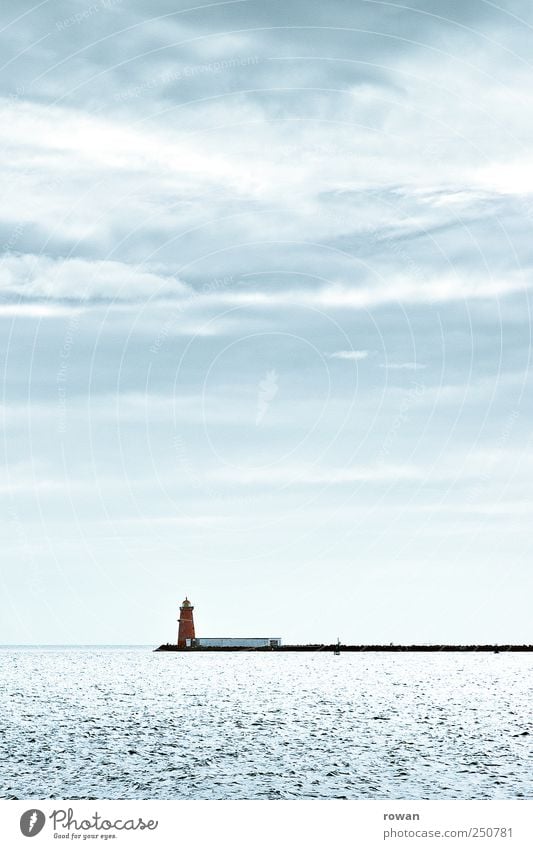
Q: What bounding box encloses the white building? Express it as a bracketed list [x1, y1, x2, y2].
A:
[187, 637, 281, 648]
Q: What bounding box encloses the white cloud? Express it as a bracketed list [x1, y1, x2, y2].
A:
[474, 158, 533, 195]
[0, 98, 260, 189]
[328, 350, 369, 361]
[0, 254, 189, 301]
[380, 362, 427, 370]
[0, 303, 75, 318]
[208, 463, 428, 486]
[2, 265, 527, 314]
[205, 272, 531, 314]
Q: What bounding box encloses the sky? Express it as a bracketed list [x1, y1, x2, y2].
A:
[1, 0, 533, 644]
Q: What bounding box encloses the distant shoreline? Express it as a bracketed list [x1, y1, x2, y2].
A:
[155, 643, 533, 653]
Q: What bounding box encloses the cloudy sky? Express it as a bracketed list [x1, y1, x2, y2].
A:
[1, 0, 532, 644]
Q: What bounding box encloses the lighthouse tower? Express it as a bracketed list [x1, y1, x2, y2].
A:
[177, 597, 195, 648]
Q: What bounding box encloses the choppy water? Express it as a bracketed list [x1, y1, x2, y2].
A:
[0, 648, 531, 799]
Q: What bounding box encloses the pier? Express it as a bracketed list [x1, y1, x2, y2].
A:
[155, 643, 533, 652]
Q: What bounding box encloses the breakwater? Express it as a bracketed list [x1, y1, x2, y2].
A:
[155, 643, 533, 652]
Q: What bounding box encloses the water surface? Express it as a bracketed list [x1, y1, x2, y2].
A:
[1, 648, 531, 799]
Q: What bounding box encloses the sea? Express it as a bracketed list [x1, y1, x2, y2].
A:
[1, 647, 531, 800]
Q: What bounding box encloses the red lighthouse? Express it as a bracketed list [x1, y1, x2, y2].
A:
[177, 597, 195, 648]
